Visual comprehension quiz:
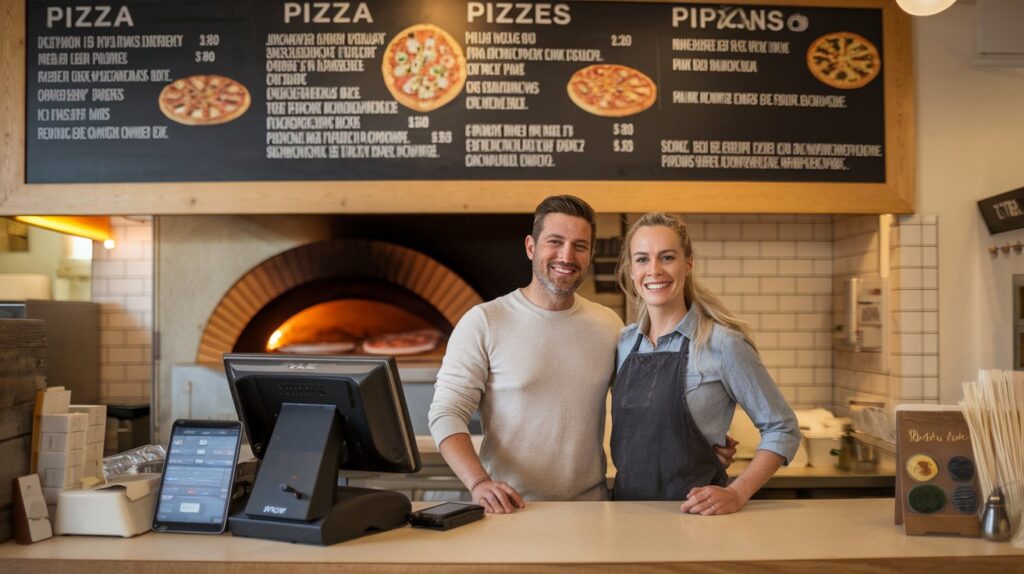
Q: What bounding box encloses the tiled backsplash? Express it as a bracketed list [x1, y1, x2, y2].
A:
[833, 215, 890, 411]
[91, 216, 153, 403]
[888, 215, 940, 403]
[833, 214, 940, 417]
[681, 214, 835, 410]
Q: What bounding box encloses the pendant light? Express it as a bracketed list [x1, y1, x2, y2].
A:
[895, 0, 957, 16]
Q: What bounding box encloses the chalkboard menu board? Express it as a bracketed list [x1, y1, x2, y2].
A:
[25, 0, 887, 184]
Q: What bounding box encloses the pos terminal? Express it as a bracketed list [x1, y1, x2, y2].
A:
[224, 354, 421, 545]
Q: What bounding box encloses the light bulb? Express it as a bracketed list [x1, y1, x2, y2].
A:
[895, 0, 956, 16]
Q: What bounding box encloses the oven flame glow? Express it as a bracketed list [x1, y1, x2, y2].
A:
[261, 299, 444, 356]
[267, 329, 284, 351]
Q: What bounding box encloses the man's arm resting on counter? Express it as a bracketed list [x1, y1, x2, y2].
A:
[438, 433, 525, 514]
[680, 449, 784, 515]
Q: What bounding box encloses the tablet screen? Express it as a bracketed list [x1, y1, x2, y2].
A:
[154, 421, 241, 533]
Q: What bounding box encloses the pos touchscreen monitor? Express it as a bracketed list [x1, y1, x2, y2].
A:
[224, 353, 421, 545]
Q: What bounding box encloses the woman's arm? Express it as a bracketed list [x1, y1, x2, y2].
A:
[679, 449, 784, 515]
[679, 328, 798, 515]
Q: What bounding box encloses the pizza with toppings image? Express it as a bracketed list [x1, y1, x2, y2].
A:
[381, 24, 466, 112]
[806, 31, 881, 90]
[362, 329, 443, 356]
[566, 64, 657, 118]
[158, 74, 251, 126]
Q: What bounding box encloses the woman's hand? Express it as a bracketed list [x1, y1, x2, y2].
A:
[713, 435, 739, 468]
[679, 485, 747, 515]
[471, 479, 526, 514]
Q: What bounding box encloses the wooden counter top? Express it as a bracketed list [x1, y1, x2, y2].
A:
[409, 436, 895, 491]
[1, 499, 1020, 573]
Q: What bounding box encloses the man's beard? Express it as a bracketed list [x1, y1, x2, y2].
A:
[533, 257, 585, 297]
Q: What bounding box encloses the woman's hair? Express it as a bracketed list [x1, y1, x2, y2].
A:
[616, 212, 756, 360]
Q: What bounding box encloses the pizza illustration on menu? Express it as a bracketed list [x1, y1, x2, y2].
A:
[806, 31, 881, 90]
[566, 64, 657, 118]
[158, 75, 251, 126]
[381, 24, 467, 112]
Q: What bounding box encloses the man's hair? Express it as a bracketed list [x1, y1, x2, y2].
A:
[531, 195, 596, 247]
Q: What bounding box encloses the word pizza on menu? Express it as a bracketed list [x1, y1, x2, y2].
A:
[45, 5, 133, 28]
[279, 2, 572, 25]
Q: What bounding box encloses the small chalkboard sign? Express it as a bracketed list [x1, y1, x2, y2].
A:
[894, 405, 982, 537]
[978, 187, 1024, 235]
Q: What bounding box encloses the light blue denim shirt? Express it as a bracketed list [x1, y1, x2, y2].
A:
[615, 304, 801, 464]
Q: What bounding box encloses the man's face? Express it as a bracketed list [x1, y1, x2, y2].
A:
[525, 213, 593, 297]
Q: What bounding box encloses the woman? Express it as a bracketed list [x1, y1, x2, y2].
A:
[611, 213, 801, 515]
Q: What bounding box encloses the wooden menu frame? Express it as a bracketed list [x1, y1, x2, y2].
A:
[0, 0, 914, 215]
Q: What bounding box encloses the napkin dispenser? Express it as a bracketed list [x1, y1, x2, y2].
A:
[55, 474, 160, 537]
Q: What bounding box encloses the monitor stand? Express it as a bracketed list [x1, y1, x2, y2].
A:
[228, 403, 411, 545]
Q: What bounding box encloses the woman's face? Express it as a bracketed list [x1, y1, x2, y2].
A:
[629, 225, 693, 312]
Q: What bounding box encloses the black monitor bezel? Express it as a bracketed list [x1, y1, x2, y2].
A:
[223, 353, 420, 474]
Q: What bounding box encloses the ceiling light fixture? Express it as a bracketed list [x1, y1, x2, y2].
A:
[14, 216, 116, 249]
[895, 0, 957, 16]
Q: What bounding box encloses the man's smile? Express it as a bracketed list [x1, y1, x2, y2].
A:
[549, 262, 580, 275]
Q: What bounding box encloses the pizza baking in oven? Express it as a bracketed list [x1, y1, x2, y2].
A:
[158, 74, 251, 126]
[381, 24, 466, 112]
[362, 329, 442, 356]
[566, 64, 657, 118]
[806, 31, 881, 90]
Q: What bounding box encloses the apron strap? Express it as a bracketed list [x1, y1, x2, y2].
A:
[630, 332, 644, 354]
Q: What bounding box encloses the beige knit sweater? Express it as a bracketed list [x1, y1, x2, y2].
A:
[429, 289, 623, 501]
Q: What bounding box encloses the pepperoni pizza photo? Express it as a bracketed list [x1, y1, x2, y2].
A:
[566, 64, 657, 118]
[381, 24, 467, 112]
[158, 74, 251, 126]
[806, 31, 881, 90]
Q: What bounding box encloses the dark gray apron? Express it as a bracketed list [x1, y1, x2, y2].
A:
[611, 333, 728, 500]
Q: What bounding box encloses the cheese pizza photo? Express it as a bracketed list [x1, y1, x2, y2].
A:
[381, 24, 466, 112]
[566, 64, 657, 118]
[158, 74, 251, 126]
[806, 31, 881, 90]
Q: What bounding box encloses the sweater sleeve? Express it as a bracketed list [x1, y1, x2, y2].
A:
[428, 305, 490, 447]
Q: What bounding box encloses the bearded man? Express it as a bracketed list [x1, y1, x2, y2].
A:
[428, 195, 625, 511]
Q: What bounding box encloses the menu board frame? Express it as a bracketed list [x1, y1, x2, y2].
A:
[0, 0, 914, 215]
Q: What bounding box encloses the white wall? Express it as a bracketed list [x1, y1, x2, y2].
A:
[0, 224, 63, 296]
[915, 3, 1024, 401]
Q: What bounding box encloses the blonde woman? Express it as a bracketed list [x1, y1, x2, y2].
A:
[611, 213, 801, 515]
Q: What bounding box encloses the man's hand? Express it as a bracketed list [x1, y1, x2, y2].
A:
[713, 435, 739, 468]
[471, 479, 526, 514]
[679, 485, 747, 516]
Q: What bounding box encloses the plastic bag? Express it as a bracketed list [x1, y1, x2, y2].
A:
[102, 444, 166, 480]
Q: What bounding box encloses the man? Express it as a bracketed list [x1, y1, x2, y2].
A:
[429, 196, 733, 513]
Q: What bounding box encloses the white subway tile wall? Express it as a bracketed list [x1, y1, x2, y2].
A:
[832, 214, 942, 418]
[91, 217, 153, 403]
[889, 215, 940, 403]
[682, 214, 835, 410]
[833, 216, 890, 412]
